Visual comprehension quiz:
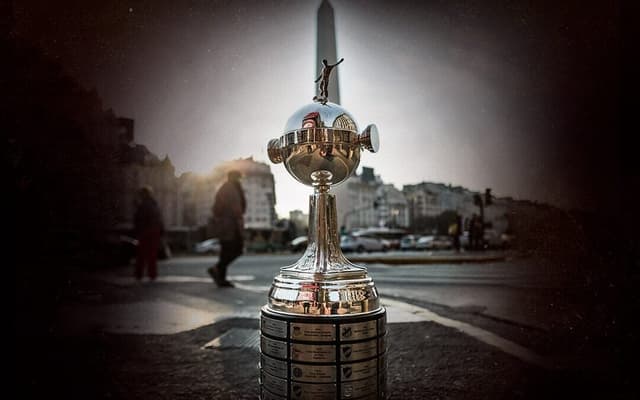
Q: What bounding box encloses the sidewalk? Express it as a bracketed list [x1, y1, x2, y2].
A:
[24, 318, 555, 399]
[17, 267, 628, 400]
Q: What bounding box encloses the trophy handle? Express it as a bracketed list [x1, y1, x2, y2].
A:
[267, 138, 283, 164]
[358, 124, 380, 153]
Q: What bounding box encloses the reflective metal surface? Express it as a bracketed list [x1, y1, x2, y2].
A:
[261, 59, 387, 399]
[267, 101, 379, 187]
[267, 187, 380, 315]
[265, 99, 381, 315]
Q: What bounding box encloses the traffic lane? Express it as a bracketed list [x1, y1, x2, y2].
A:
[364, 258, 569, 287]
[156, 256, 560, 333]
[158, 254, 550, 284]
[156, 253, 296, 282]
[156, 255, 582, 332]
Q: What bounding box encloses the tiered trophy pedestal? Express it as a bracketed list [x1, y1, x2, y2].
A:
[260, 308, 387, 400]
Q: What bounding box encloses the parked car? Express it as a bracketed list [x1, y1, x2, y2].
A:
[340, 235, 387, 253]
[500, 233, 515, 249]
[351, 227, 406, 250]
[400, 235, 419, 251]
[289, 236, 308, 252]
[483, 229, 513, 249]
[194, 238, 221, 254]
[416, 235, 453, 250]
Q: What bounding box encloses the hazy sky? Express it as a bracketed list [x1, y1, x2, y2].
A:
[14, 0, 620, 217]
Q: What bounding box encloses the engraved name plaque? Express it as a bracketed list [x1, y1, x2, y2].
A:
[291, 323, 336, 342]
[262, 316, 288, 338]
[291, 343, 336, 363]
[340, 320, 377, 341]
[291, 364, 336, 383]
[261, 336, 288, 360]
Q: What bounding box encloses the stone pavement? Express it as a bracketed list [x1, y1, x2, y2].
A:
[22, 263, 631, 400]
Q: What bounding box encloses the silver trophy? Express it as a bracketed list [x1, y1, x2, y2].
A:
[260, 59, 387, 400]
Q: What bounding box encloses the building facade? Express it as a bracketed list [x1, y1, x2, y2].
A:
[333, 167, 381, 231]
[376, 184, 410, 228]
[116, 127, 181, 230]
[216, 157, 277, 231]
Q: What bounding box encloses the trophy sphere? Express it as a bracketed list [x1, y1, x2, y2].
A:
[283, 101, 359, 133]
[267, 102, 380, 187]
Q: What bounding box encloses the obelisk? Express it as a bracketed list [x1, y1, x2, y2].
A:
[316, 0, 340, 104]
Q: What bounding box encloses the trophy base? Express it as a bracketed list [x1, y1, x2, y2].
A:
[260, 306, 388, 400]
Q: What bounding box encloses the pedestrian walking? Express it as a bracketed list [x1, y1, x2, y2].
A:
[469, 214, 478, 250]
[471, 213, 485, 250]
[134, 186, 164, 282]
[207, 170, 246, 288]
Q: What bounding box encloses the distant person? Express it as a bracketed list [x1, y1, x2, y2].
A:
[469, 214, 478, 250]
[340, 225, 347, 237]
[134, 186, 164, 282]
[207, 170, 246, 288]
[471, 214, 484, 250]
[450, 213, 462, 252]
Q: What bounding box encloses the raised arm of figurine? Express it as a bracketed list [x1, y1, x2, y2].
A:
[328, 58, 344, 68]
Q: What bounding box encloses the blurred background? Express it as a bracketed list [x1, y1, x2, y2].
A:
[6, 0, 635, 398]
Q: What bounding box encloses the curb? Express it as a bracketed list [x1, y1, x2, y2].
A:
[346, 254, 506, 265]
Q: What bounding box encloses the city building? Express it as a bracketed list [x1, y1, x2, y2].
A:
[216, 157, 277, 231]
[178, 171, 220, 228]
[403, 183, 442, 222]
[402, 181, 509, 234]
[376, 184, 410, 228]
[333, 166, 381, 231]
[115, 119, 181, 230]
[179, 157, 277, 232]
[289, 210, 309, 236]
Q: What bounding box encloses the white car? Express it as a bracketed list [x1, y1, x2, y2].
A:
[416, 235, 453, 250]
[194, 238, 221, 254]
[340, 235, 387, 253]
[289, 236, 308, 252]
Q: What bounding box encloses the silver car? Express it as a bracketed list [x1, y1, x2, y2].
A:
[340, 235, 388, 253]
[194, 238, 221, 254]
[416, 235, 453, 250]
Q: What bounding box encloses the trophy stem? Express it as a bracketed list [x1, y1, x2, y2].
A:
[307, 189, 341, 274]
